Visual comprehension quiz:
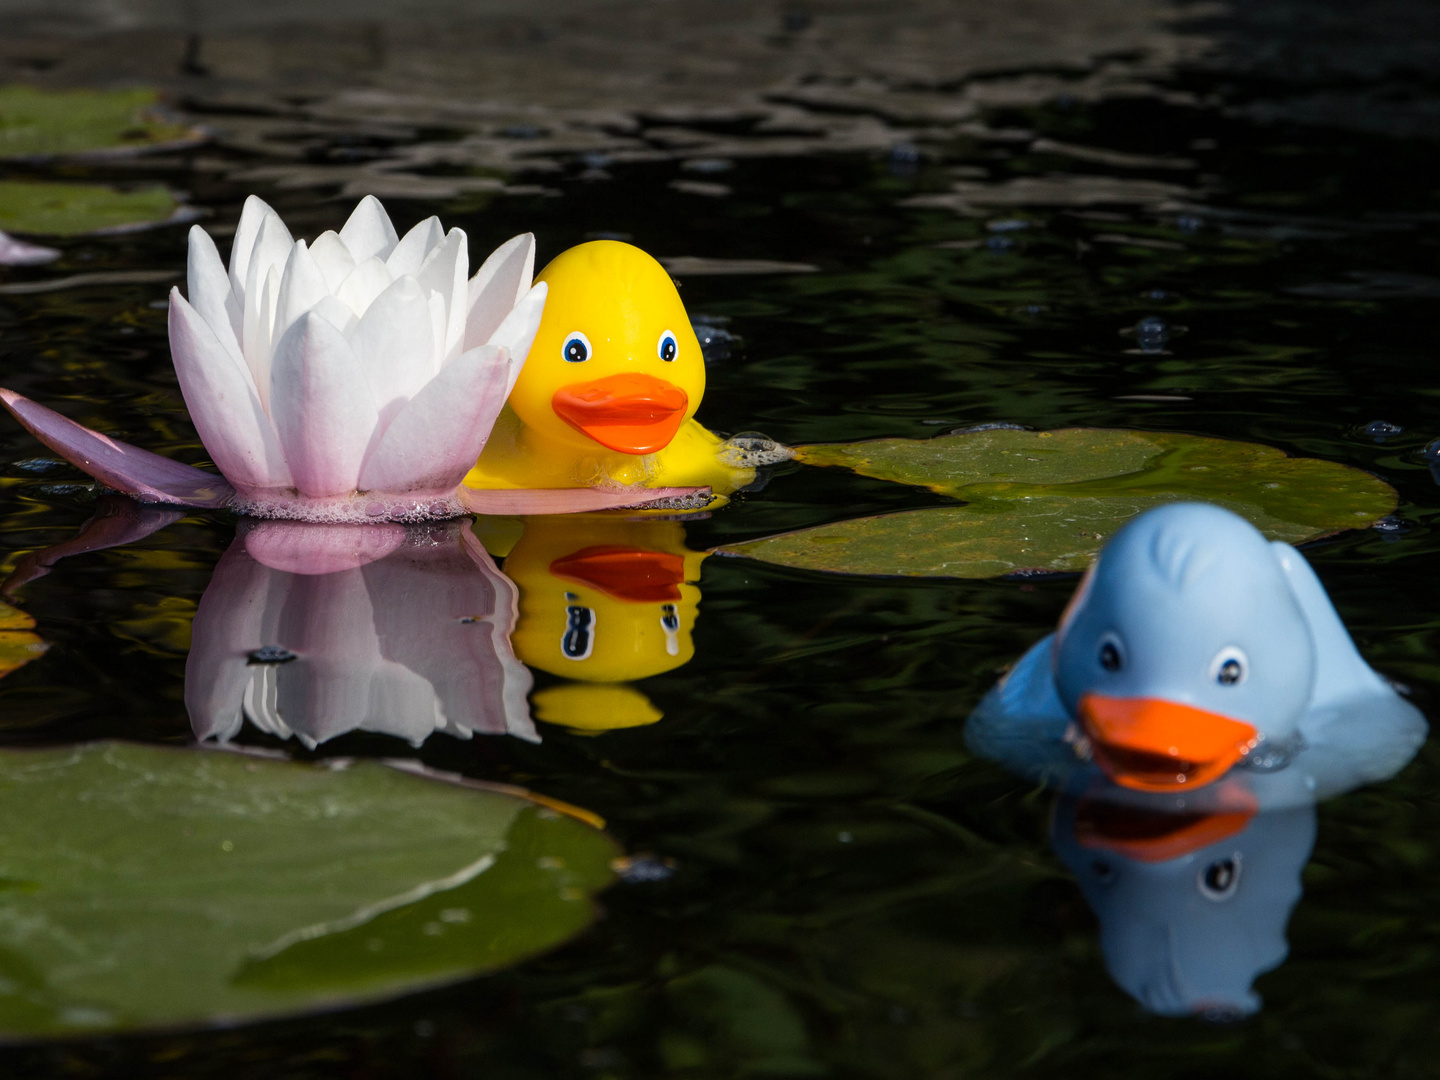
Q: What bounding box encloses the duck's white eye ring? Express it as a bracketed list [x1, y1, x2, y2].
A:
[657, 329, 678, 362]
[1198, 854, 1242, 901]
[1097, 631, 1124, 673]
[562, 331, 592, 364]
[1210, 646, 1248, 687]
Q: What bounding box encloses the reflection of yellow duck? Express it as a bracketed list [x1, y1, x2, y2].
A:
[479, 514, 707, 733]
[464, 241, 757, 497]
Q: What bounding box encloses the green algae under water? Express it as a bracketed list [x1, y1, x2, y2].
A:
[2, 75, 1440, 1078]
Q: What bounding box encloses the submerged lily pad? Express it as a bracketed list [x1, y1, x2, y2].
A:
[721, 429, 1396, 578]
[0, 742, 617, 1037]
[0, 180, 188, 237]
[0, 600, 46, 679]
[0, 86, 199, 160]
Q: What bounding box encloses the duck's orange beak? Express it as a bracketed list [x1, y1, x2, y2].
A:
[1073, 793, 1258, 862]
[550, 545, 686, 604]
[552, 373, 689, 455]
[1078, 693, 1260, 792]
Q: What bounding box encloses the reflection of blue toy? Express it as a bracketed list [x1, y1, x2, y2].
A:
[1052, 797, 1314, 1017]
[968, 503, 1426, 803]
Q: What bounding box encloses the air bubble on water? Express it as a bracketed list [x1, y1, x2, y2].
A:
[1361, 419, 1402, 442]
[1423, 438, 1440, 461]
[691, 315, 739, 362]
[1123, 315, 1171, 354]
[248, 645, 297, 665]
[985, 235, 1015, 252]
[1176, 214, 1205, 233]
[718, 431, 793, 468]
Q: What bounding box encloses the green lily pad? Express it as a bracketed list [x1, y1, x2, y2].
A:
[0, 180, 188, 237]
[0, 600, 45, 680]
[720, 428, 1396, 578]
[0, 86, 199, 160]
[0, 742, 618, 1037]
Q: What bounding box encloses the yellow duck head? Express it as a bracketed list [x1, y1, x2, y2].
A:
[507, 241, 706, 458]
[491, 514, 707, 732]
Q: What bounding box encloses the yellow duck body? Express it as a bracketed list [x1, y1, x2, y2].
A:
[480, 514, 708, 732]
[463, 240, 755, 496]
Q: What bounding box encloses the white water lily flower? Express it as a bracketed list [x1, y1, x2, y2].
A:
[171, 194, 546, 521]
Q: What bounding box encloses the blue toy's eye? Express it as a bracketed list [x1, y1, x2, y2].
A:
[1198, 855, 1241, 901]
[1211, 646, 1248, 686]
[562, 331, 592, 363]
[657, 329, 678, 362]
[1098, 633, 1123, 672]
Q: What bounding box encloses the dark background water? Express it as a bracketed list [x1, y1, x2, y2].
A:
[3, 1, 1440, 1075]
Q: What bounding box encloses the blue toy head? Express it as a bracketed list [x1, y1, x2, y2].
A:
[1053, 503, 1316, 792]
[1052, 796, 1315, 1017]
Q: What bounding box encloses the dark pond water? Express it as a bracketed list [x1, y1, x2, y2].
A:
[3, 68, 1440, 1077]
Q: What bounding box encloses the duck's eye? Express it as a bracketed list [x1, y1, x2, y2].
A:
[1198, 855, 1241, 901]
[1098, 634, 1123, 672]
[657, 329, 678, 362]
[562, 331, 592, 364]
[1210, 646, 1248, 686]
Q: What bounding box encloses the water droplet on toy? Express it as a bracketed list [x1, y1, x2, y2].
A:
[247, 646, 297, 665]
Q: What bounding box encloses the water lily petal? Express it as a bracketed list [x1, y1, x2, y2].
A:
[309, 229, 356, 292]
[386, 216, 444, 279]
[0, 387, 235, 508]
[242, 207, 294, 309]
[227, 194, 275, 298]
[187, 225, 243, 363]
[309, 293, 358, 338]
[416, 228, 469, 363]
[457, 484, 709, 516]
[243, 520, 407, 574]
[274, 240, 331, 344]
[338, 194, 398, 264]
[357, 343, 509, 494]
[486, 281, 548, 395]
[243, 264, 281, 414]
[465, 232, 535, 349]
[270, 311, 378, 497]
[352, 275, 435, 415]
[336, 255, 392, 319]
[169, 288, 292, 492]
[0, 230, 59, 266]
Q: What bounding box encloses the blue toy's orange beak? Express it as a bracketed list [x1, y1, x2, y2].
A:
[552, 373, 688, 455]
[550, 545, 686, 604]
[1072, 792, 1258, 863]
[1078, 693, 1260, 792]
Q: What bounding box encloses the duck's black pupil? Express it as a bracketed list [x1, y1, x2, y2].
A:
[661, 337, 676, 361]
[565, 338, 588, 362]
[1099, 642, 1121, 671]
[1204, 858, 1237, 892]
[1218, 658, 1242, 685]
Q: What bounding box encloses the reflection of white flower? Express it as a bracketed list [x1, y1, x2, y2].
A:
[187, 520, 536, 748]
[171, 195, 545, 520]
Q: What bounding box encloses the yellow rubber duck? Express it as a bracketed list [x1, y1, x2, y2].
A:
[478, 514, 708, 733]
[464, 240, 764, 497]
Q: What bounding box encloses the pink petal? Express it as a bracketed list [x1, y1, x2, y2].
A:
[0, 230, 59, 266]
[270, 311, 378, 497]
[357, 344, 509, 494]
[187, 225, 243, 356]
[352, 275, 435, 413]
[338, 195, 398, 263]
[273, 240, 331, 343]
[456, 484, 710, 516]
[386, 216, 444, 278]
[416, 228, 468, 362]
[226, 194, 274, 297]
[242, 520, 407, 574]
[170, 288, 292, 491]
[486, 281, 547, 394]
[464, 232, 535, 349]
[3, 495, 183, 593]
[0, 387, 234, 508]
